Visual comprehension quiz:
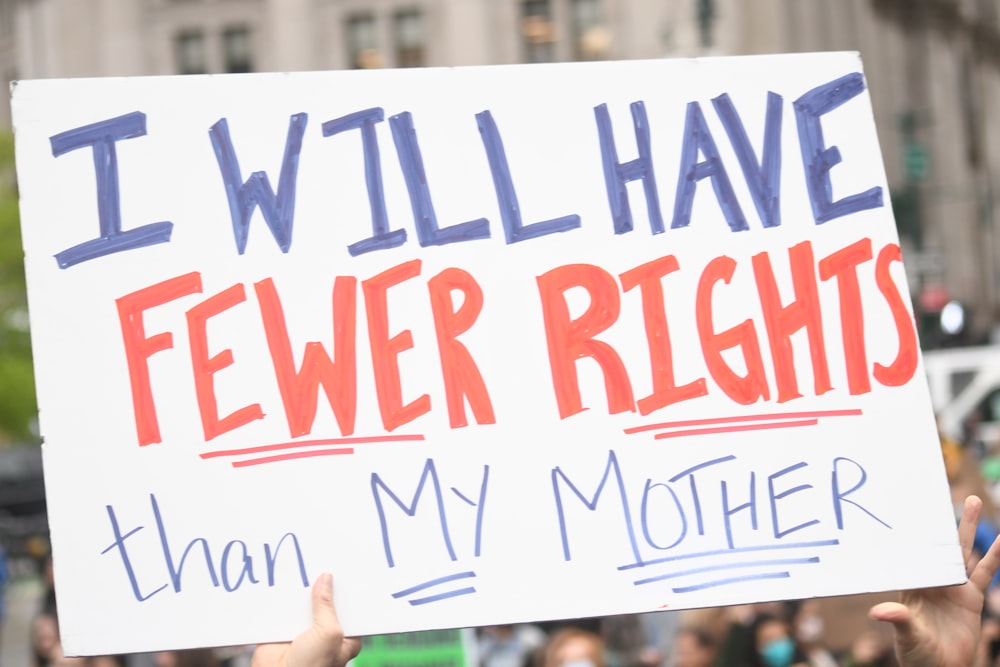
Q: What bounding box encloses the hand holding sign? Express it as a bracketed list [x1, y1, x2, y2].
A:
[870, 495, 1000, 667]
[251, 574, 362, 667]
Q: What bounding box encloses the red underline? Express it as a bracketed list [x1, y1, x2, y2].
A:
[200, 434, 425, 459]
[653, 418, 819, 439]
[232, 447, 355, 467]
[624, 409, 862, 435]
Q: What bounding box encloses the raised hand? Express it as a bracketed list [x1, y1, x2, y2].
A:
[869, 496, 1000, 667]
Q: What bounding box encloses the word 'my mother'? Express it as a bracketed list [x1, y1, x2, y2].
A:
[47, 73, 879, 268]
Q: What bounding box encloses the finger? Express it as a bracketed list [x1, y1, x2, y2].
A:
[311, 573, 345, 644]
[960, 495, 984, 572]
[286, 573, 346, 667]
[868, 601, 912, 625]
[319, 574, 362, 665]
[869, 601, 922, 657]
[312, 573, 334, 626]
[971, 526, 1000, 592]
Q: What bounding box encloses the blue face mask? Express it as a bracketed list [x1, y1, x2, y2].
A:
[760, 637, 796, 667]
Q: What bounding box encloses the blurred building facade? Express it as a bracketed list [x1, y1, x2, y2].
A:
[1, 0, 999, 343]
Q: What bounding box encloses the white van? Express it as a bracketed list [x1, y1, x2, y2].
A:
[923, 344, 1000, 448]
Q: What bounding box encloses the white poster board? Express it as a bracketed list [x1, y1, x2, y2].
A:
[11, 52, 964, 656]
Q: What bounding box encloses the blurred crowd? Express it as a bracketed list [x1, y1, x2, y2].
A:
[475, 596, 897, 667]
[4, 419, 1000, 667]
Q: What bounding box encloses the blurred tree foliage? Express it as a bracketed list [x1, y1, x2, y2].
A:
[0, 132, 38, 444]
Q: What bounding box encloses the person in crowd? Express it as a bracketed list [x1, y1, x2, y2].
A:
[670, 627, 718, 667]
[541, 627, 606, 667]
[250, 496, 1000, 667]
[536, 613, 660, 667]
[790, 600, 836, 667]
[32, 612, 61, 667]
[601, 614, 663, 667]
[30, 610, 126, 667]
[154, 649, 223, 667]
[839, 630, 893, 667]
[638, 610, 680, 667]
[746, 613, 808, 667]
[710, 602, 796, 667]
[0, 543, 7, 659]
[478, 623, 548, 667]
[41, 554, 58, 616]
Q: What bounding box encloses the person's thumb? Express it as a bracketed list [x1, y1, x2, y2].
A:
[312, 572, 344, 664]
[286, 573, 347, 667]
[869, 602, 918, 652]
[307, 573, 362, 667]
[311, 573, 343, 637]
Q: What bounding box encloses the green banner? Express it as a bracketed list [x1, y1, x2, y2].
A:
[352, 629, 475, 667]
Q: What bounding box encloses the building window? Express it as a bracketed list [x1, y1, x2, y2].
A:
[223, 26, 253, 73]
[175, 30, 207, 75]
[521, 0, 555, 63]
[571, 0, 608, 60]
[346, 13, 381, 69]
[394, 9, 425, 67]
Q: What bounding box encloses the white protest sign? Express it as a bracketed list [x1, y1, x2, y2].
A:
[11, 52, 963, 656]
